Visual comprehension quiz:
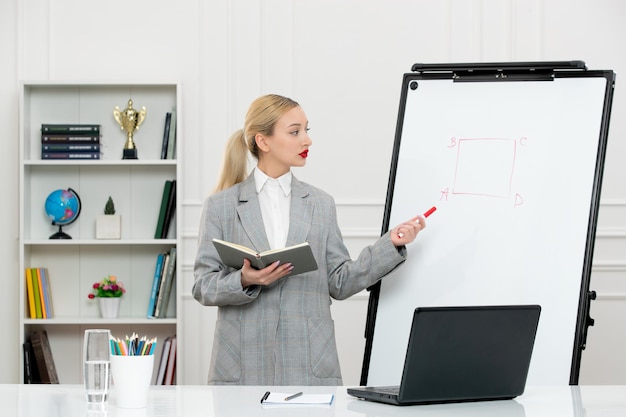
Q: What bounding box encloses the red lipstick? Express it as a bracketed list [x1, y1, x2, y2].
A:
[299, 150, 309, 158]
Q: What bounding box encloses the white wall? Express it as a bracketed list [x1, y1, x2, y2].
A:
[1, 0, 625, 385]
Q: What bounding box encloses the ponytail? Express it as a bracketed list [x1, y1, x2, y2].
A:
[214, 129, 249, 193]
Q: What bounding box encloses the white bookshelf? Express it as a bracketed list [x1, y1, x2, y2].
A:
[18, 82, 182, 384]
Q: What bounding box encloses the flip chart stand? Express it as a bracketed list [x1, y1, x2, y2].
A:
[361, 61, 615, 386]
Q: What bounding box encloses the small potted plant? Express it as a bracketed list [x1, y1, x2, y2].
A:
[88, 275, 126, 318]
[96, 196, 121, 239]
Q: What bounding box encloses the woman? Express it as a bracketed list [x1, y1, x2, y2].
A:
[192, 94, 425, 385]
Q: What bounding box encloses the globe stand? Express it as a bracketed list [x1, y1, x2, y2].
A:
[45, 187, 81, 240]
[50, 224, 72, 239]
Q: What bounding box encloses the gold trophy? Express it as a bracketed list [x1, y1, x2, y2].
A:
[113, 99, 147, 159]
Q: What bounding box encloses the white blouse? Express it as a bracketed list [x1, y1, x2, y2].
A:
[254, 167, 292, 250]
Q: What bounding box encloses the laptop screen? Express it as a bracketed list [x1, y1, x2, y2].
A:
[398, 305, 541, 403]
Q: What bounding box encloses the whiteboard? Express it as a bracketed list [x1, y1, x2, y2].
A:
[364, 68, 614, 386]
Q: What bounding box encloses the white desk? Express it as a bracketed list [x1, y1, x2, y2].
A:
[1, 384, 625, 416]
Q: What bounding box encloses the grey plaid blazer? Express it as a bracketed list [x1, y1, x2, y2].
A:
[192, 174, 407, 385]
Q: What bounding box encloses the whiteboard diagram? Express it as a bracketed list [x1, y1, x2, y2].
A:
[444, 137, 525, 207]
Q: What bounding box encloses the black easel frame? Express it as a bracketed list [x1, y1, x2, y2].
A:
[360, 61, 615, 386]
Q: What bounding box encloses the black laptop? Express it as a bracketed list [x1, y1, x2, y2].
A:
[347, 304, 541, 406]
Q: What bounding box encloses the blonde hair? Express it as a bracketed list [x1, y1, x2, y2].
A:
[214, 94, 300, 192]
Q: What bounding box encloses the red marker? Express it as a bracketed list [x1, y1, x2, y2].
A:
[423, 206, 437, 218]
[397, 206, 437, 238]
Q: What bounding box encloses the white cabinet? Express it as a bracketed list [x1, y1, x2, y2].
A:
[18, 82, 182, 384]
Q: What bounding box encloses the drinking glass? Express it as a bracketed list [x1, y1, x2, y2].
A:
[83, 329, 111, 403]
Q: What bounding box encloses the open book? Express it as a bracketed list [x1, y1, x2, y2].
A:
[212, 239, 318, 276]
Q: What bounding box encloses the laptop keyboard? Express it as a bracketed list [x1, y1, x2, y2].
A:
[369, 386, 400, 394]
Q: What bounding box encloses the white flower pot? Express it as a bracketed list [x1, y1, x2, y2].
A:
[99, 297, 121, 318]
[96, 215, 122, 239]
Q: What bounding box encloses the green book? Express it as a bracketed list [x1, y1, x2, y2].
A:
[161, 180, 176, 239]
[212, 239, 318, 276]
[155, 180, 173, 239]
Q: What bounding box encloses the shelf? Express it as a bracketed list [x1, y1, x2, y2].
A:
[24, 318, 177, 325]
[19, 81, 182, 384]
[24, 160, 177, 167]
[25, 239, 177, 246]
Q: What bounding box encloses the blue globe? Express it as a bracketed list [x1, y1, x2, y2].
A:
[45, 188, 81, 239]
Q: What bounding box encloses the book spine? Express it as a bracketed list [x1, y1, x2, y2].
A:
[26, 340, 42, 383]
[164, 336, 177, 385]
[35, 268, 47, 319]
[40, 268, 54, 318]
[25, 269, 36, 318]
[30, 331, 50, 383]
[160, 112, 172, 160]
[155, 180, 173, 239]
[41, 124, 100, 134]
[166, 107, 177, 159]
[153, 253, 171, 317]
[161, 180, 176, 238]
[40, 330, 59, 383]
[147, 253, 165, 318]
[31, 268, 42, 318]
[23, 342, 34, 383]
[155, 247, 177, 318]
[41, 151, 100, 160]
[41, 135, 100, 143]
[42, 143, 100, 152]
[156, 337, 171, 385]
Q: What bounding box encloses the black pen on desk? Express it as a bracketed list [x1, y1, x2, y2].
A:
[285, 392, 303, 401]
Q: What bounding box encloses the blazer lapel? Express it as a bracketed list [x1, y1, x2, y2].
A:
[287, 176, 313, 246]
[237, 176, 270, 252]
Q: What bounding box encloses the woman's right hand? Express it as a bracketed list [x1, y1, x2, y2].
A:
[240, 258, 294, 288]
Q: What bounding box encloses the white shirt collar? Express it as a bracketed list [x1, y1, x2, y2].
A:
[254, 167, 292, 197]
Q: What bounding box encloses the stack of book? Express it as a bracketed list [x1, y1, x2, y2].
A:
[41, 123, 101, 160]
[25, 267, 54, 319]
[23, 330, 59, 384]
[147, 247, 177, 319]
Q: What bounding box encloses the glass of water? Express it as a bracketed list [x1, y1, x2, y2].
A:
[83, 329, 111, 403]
